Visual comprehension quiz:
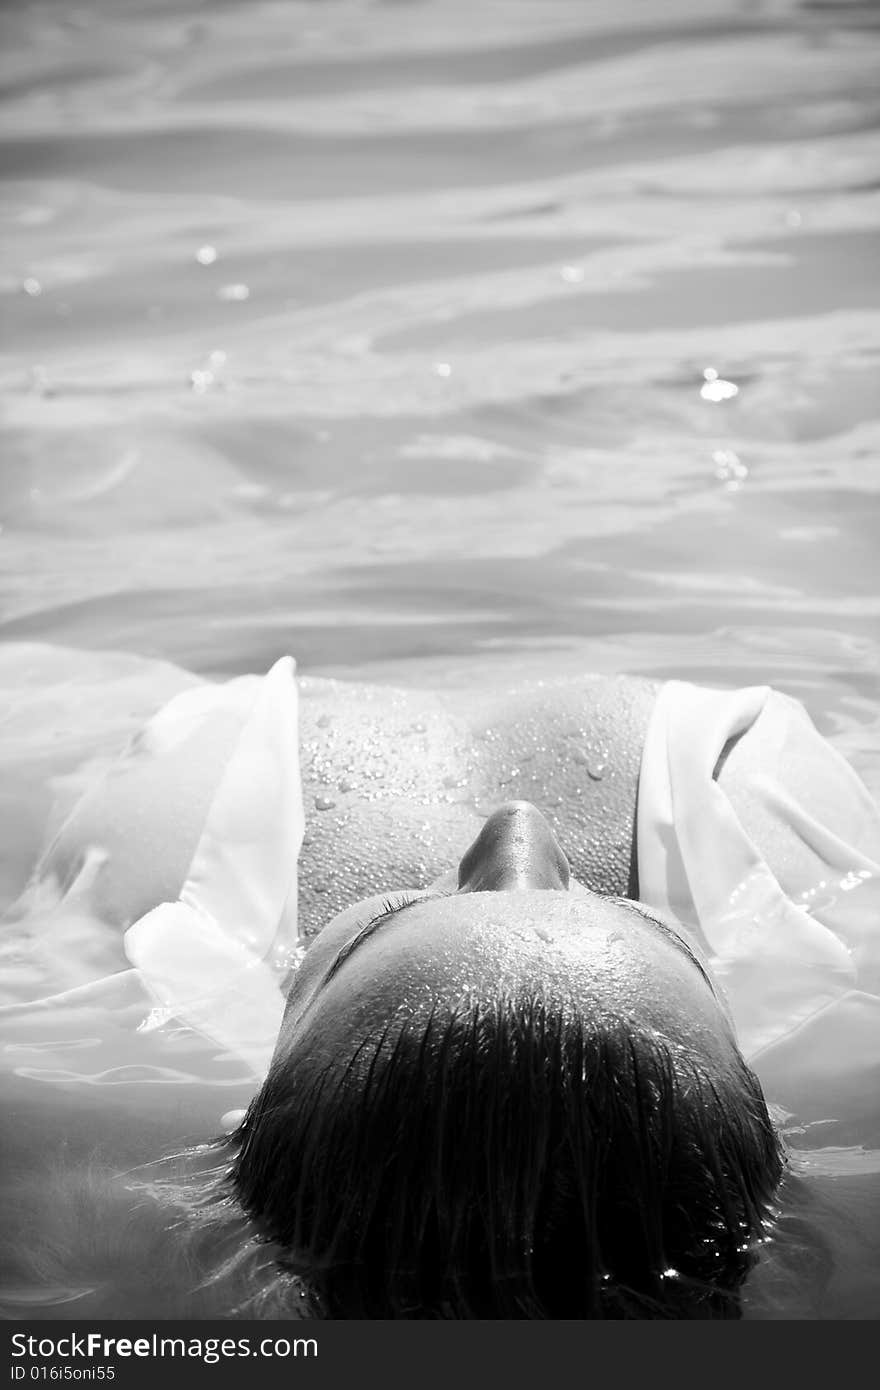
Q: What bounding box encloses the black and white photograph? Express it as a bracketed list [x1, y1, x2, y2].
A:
[1, 0, 879, 1351]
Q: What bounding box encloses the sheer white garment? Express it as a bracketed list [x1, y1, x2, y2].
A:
[0, 656, 302, 1083]
[122, 655, 302, 1076]
[637, 681, 880, 1116]
[2, 660, 878, 1117]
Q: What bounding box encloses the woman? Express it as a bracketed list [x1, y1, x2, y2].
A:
[1, 645, 878, 1318]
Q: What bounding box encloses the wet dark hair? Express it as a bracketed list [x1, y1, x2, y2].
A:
[232, 992, 785, 1318]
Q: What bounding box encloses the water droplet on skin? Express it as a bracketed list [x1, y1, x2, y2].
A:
[195, 244, 218, 265]
[534, 925, 554, 943]
[587, 763, 606, 781]
[314, 795, 336, 812]
[560, 264, 584, 284]
[433, 361, 452, 378]
[21, 277, 42, 297]
[218, 282, 250, 301]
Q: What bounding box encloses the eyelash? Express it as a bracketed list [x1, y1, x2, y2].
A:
[322, 886, 460, 990]
[319, 892, 420, 988]
[357, 891, 423, 933]
[350, 885, 457, 937]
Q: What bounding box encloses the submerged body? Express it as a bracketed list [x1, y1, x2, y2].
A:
[1, 644, 879, 1318]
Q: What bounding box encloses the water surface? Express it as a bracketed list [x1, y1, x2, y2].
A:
[1, 0, 879, 1320]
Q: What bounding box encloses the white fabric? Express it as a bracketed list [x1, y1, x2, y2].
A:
[0, 655, 303, 1084]
[4, 661, 878, 1115]
[637, 681, 880, 1108]
[122, 656, 303, 1076]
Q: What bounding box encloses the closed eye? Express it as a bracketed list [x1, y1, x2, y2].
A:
[609, 897, 716, 992]
[320, 891, 447, 989]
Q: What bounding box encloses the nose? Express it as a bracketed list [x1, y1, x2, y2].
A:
[457, 800, 571, 893]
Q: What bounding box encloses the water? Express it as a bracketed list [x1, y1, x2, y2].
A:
[1, 0, 879, 1320]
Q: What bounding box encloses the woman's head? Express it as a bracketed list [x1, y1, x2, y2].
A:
[233, 802, 784, 1317]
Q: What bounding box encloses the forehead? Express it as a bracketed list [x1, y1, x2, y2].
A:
[356, 892, 701, 990]
[282, 890, 729, 1060]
